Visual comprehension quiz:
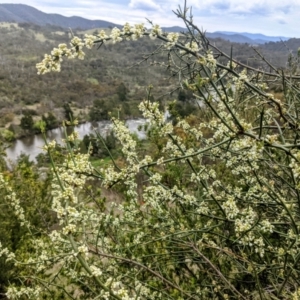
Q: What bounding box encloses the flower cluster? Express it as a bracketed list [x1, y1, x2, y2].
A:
[181, 41, 201, 55]
[222, 196, 239, 219]
[165, 32, 179, 49]
[110, 27, 123, 43]
[36, 54, 61, 74]
[0, 242, 15, 262]
[36, 22, 153, 74]
[149, 24, 163, 39]
[36, 37, 85, 74]
[289, 150, 300, 181]
[139, 100, 166, 127]
[70, 36, 85, 59]
[6, 286, 42, 299]
[206, 51, 217, 70]
[42, 139, 56, 151]
[130, 23, 146, 40]
[112, 118, 138, 164]
[198, 51, 216, 71]
[0, 174, 29, 227]
[84, 34, 97, 49]
[233, 69, 248, 91]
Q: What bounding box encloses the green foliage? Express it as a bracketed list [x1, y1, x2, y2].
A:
[20, 113, 34, 132]
[168, 100, 196, 122]
[81, 131, 117, 158]
[42, 112, 59, 130]
[89, 99, 111, 121]
[34, 119, 46, 133]
[0, 128, 15, 142]
[63, 103, 74, 122]
[36, 142, 66, 167]
[0, 155, 54, 295]
[116, 82, 128, 102]
[177, 89, 193, 102]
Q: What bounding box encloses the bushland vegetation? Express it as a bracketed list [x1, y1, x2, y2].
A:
[1, 1, 300, 299]
[0, 19, 300, 141]
[0, 22, 174, 140]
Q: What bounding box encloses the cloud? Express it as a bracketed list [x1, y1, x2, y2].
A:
[275, 16, 288, 25]
[185, 0, 299, 17]
[129, 0, 161, 11]
[278, 19, 287, 24]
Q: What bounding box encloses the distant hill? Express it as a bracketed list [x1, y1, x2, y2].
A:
[0, 3, 291, 44]
[162, 27, 290, 44]
[206, 32, 257, 44]
[212, 31, 290, 44]
[0, 3, 118, 29]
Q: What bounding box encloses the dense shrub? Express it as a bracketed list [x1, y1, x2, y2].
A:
[2, 3, 300, 300]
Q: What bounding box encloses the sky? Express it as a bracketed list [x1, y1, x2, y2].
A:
[2, 0, 300, 38]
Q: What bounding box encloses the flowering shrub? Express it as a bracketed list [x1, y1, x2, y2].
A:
[2, 2, 300, 299]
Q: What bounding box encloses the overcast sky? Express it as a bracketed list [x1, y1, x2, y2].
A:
[2, 0, 300, 37]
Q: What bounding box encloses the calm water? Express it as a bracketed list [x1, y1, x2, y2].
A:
[5, 119, 147, 163]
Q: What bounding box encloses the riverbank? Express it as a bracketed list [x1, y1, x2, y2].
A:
[5, 119, 147, 163]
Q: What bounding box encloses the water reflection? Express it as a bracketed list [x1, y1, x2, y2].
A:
[6, 119, 147, 163]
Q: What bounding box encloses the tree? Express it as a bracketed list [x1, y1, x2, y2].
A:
[177, 89, 186, 101]
[177, 89, 193, 102]
[20, 113, 34, 132]
[89, 99, 110, 121]
[3, 2, 300, 299]
[82, 131, 117, 158]
[117, 82, 128, 102]
[42, 112, 59, 130]
[63, 102, 74, 122]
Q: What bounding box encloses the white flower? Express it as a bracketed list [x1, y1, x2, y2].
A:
[110, 27, 122, 43]
[77, 244, 89, 257]
[165, 32, 179, 48]
[84, 34, 97, 49]
[150, 24, 162, 39]
[182, 41, 200, 53]
[98, 29, 108, 40]
[122, 22, 132, 35]
[90, 265, 103, 277]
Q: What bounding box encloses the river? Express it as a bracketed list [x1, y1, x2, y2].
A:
[5, 119, 147, 163]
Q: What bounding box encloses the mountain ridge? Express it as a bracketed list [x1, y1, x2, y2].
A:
[0, 3, 291, 44]
[0, 3, 118, 29]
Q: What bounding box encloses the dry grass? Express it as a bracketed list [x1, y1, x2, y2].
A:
[0, 22, 19, 28]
